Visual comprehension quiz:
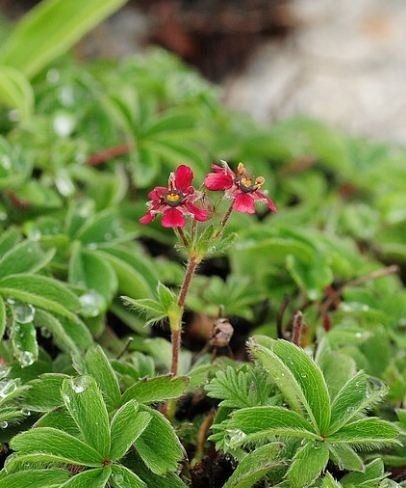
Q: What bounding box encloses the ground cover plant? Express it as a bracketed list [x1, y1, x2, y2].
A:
[0, 1, 405, 487]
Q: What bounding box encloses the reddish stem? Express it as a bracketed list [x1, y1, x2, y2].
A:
[87, 143, 132, 166]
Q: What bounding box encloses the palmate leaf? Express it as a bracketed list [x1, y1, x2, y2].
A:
[34, 409, 80, 437]
[61, 376, 111, 457]
[340, 458, 385, 487]
[0, 274, 80, 319]
[69, 245, 118, 306]
[24, 373, 67, 412]
[286, 441, 329, 488]
[226, 406, 320, 443]
[252, 338, 331, 433]
[0, 240, 54, 278]
[328, 372, 386, 434]
[135, 407, 184, 475]
[329, 418, 400, 447]
[122, 375, 189, 404]
[84, 345, 121, 410]
[329, 444, 364, 472]
[35, 309, 91, 353]
[0, 468, 69, 488]
[205, 365, 272, 408]
[223, 443, 283, 488]
[59, 467, 111, 488]
[9, 427, 103, 466]
[110, 401, 151, 461]
[110, 464, 146, 488]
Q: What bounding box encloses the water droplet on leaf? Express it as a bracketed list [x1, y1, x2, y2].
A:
[14, 303, 35, 324]
[79, 290, 105, 317]
[72, 376, 89, 394]
[20, 351, 35, 368]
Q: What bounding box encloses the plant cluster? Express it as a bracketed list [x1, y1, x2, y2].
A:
[0, 1, 404, 487]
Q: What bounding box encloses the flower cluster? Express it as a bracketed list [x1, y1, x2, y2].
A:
[140, 162, 276, 228]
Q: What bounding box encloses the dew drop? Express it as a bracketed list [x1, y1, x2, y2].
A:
[14, 303, 36, 324]
[0, 379, 17, 398]
[0, 421, 8, 429]
[79, 290, 105, 318]
[20, 351, 35, 368]
[55, 170, 75, 196]
[72, 377, 89, 394]
[46, 69, 60, 84]
[53, 112, 75, 137]
[28, 229, 42, 241]
[0, 364, 10, 379]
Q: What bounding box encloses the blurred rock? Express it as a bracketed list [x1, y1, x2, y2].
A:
[224, 0, 406, 143]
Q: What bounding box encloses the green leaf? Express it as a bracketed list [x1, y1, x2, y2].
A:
[328, 372, 369, 434]
[286, 441, 329, 488]
[250, 341, 306, 415]
[205, 366, 272, 408]
[0, 228, 20, 256]
[321, 473, 342, 488]
[0, 240, 54, 278]
[121, 296, 166, 326]
[341, 459, 384, 487]
[329, 444, 364, 472]
[62, 376, 111, 457]
[11, 321, 38, 367]
[59, 467, 111, 488]
[122, 375, 189, 404]
[34, 409, 80, 436]
[227, 406, 319, 442]
[252, 338, 331, 432]
[0, 65, 33, 122]
[223, 443, 282, 488]
[35, 309, 91, 353]
[0, 274, 80, 319]
[24, 373, 67, 412]
[0, 295, 6, 341]
[99, 253, 153, 300]
[329, 418, 400, 446]
[111, 464, 146, 488]
[10, 427, 103, 466]
[320, 351, 357, 400]
[135, 407, 184, 475]
[110, 400, 151, 461]
[69, 246, 118, 305]
[84, 345, 121, 410]
[0, 0, 127, 78]
[0, 469, 69, 488]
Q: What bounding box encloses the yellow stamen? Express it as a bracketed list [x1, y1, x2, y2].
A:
[255, 176, 265, 187]
[240, 177, 253, 187]
[166, 193, 180, 203]
[237, 162, 245, 175]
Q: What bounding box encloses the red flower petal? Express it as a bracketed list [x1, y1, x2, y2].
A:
[185, 201, 208, 222]
[204, 171, 234, 191]
[148, 186, 167, 202]
[233, 192, 256, 213]
[254, 190, 277, 213]
[174, 165, 193, 192]
[139, 211, 155, 224]
[161, 207, 186, 228]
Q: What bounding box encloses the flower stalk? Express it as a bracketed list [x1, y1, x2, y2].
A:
[169, 255, 199, 375]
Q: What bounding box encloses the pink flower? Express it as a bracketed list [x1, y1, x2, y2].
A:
[204, 162, 277, 214]
[140, 165, 208, 228]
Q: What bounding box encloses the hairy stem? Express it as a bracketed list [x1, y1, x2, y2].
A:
[170, 256, 198, 375]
